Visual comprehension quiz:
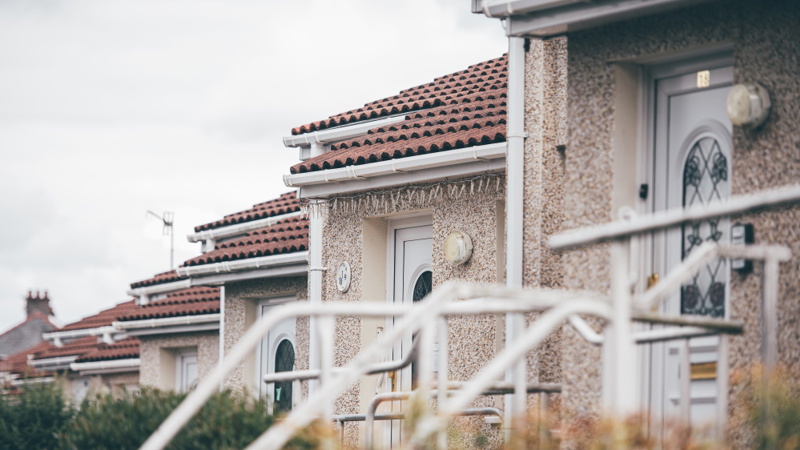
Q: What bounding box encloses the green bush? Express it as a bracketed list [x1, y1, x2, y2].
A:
[61, 387, 322, 450]
[1, 383, 325, 449]
[0, 381, 74, 450]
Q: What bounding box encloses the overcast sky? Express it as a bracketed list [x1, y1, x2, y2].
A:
[0, 0, 506, 332]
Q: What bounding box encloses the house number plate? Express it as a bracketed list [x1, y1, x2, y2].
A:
[336, 262, 351, 293]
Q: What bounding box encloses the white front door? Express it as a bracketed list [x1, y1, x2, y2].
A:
[649, 59, 733, 434]
[387, 221, 432, 446]
[258, 298, 296, 413]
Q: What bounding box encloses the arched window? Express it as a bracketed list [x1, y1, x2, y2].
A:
[274, 339, 295, 413]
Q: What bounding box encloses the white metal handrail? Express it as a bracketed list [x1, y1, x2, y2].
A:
[549, 184, 800, 250]
[141, 283, 598, 450]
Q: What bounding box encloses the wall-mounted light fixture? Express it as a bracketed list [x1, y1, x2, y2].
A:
[443, 230, 473, 265]
[727, 83, 771, 128]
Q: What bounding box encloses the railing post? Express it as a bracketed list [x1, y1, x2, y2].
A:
[607, 240, 637, 417]
[319, 315, 335, 421]
[436, 316, 449, 450]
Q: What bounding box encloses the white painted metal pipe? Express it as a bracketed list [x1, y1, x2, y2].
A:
[506, 34, 528, 437]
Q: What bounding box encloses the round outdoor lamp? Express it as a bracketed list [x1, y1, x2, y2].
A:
[727, 83, 771, 128]
[443, 230, 473, 265]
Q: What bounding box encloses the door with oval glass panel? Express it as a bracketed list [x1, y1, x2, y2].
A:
[258, 298, 297, 414]
[387, 222, 432, 447]
[648, 59, 733, 435]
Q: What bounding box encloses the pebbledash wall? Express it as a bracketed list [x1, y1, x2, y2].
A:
[556, 1, 800, 446]
[138, 332, 218, 390]
[318, 176, 505, 446]
[221, 276, 308, 396]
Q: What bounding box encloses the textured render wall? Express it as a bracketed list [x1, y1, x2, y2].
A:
[522, 37, 569, 390]
[321, 177, 505, 446]
[564, 1, 800, 444]
[222, 277, 308, 396]
[138, 331, 219, 390]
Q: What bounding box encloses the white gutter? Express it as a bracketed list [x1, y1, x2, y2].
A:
[188, 263, 308, 286]
[127, 279, 193, 305]
[70, 358, 140, 375]
[113, 313, 220, 331]
[481, 0, 590, 18]
[284, 142, 506, 188]
[175, 251, 309, 278]
[186, 211, 304, 244]
[283, 115, 407, 148]
[29, 355, 78, 369]
[504, 36, 527, 433]
[43, 326, 118, 346]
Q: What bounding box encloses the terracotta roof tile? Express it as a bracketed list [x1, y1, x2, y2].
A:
[194, 192, 300, 232]
[291, 55, 507, 135]
[58, 300, 139, 332]
[74, 338, 140, 363]
[183, 216, 308, 267]
[289, 55, 507, 174]
[116, 287, 220, 322]
[130, 270, 181, 289]
[31, 335, 100, 360]
[0, 341, 52, 377]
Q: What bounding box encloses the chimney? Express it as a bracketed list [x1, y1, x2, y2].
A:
[26, 290, 54, 317]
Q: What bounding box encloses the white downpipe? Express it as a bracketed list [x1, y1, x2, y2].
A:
[283, 142, 506, 188]
[175, 252, 308, 278]
[505, 35, 526, 434]
[218, 285, 226, 392]
[308, 200, 323, 397]
[70, 358, 140, 373]
[187, 211, 304, 243]
[113, 314, 220, 331]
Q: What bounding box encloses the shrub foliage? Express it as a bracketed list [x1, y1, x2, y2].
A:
[0, 384, 321, 449]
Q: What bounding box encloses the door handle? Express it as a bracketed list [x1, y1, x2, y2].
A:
[647, 273, 660, 290]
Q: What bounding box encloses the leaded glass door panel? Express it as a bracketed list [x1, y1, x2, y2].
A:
[649, 60, 733, 435]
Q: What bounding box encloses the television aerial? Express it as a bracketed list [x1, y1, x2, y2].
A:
[146, 210, 174, 270]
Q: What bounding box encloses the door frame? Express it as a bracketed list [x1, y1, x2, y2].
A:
[383, 213, 433, 446]
[256, 296, 297, 411]
[639, 50, 733, 436]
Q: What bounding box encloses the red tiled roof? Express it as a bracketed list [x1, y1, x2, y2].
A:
[183, 216, 308, 267]
[194, 192, 300, 232]
[0, 341, 52, 377]
[289, 55, 507, 174]
[130, 270, 181, 289]
[31, 335, 100, 361]
[74, 337, 140, 363]
[116, 287, 220, 322]
[58, 300, 139, 332]
[291, 55, 507, 135]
